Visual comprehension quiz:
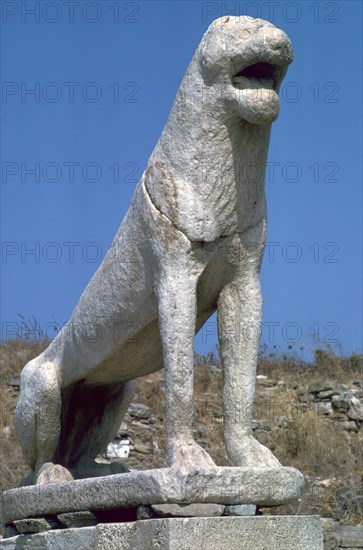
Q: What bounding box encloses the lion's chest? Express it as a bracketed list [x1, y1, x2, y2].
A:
[145, 161, 266, 242]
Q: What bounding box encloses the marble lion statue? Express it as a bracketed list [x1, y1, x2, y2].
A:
[15, 16, 293, 484]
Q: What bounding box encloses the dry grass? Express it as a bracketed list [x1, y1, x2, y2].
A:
[258, 344, 362, 386]
[257, 388, 362, 524]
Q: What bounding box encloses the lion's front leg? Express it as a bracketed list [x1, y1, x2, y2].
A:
[218, 231, 282, 469]
[157, 260, 215, 469]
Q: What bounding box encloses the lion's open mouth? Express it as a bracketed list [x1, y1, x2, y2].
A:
[232, 62, 284, 91]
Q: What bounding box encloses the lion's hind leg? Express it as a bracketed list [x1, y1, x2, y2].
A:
[15, 359, 72, 485]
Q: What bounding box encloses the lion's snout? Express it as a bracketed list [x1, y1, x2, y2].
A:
[264, 28, 292, 54]
[262, 28, 293, 68]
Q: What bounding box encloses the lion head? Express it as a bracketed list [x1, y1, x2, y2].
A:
[198, 16, 293, 125]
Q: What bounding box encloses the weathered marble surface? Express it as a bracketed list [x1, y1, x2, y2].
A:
[14, 16, 293, 485]
[0, 516, 324, 550]
[2, 467, 304, 524]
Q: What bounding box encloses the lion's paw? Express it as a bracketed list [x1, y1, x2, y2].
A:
[167, 438, 216, 469]
[227, 436, 282, 469]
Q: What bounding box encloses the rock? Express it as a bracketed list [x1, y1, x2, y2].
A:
[320, 518, 336, 530]
[331, 395, 351, 412]
[224, 505, 256, 516]
[152, 441, 161, 455]
[336, 524, 363, 548]
[151, 503, 225, 517]
[308, 381, 334, 394]
[13, 517, 59, 534]
[133, 442, 152, 454]
[294, 403, 309, 411]
[3, 526, 96, 549]
[36, 463, 74, 484]
[317, 389, 340, 399]
[311, 402, 333, 416]
[331, 412, 349, 421]
[2, 427, 11, 439]
[251, 420, 260, 431]
[342, 421, 359, 432]
[57, 511, 98, 528]
[298, 393, 314, 403]
[349, 389, 363, 398]
[320, 518, 338, 550]
[128, 403, 152, 420]
[136, 505, 156, 520]
[6, 378, 20, 388]
[104, 438, 131, 459]
[256, 378, 277, 387]
[347, 397, 363, 421]
[3, 525, 18, 538]
[259, 390, 278, 399]
[336, 383, 349, 391]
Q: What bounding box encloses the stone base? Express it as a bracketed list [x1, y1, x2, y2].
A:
[2, 467, 304, 524]
[0, 516, 324, 549]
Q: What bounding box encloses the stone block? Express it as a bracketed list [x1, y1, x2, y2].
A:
[0, 516, 324, 549]
[224, 504, 256, 516]
[2, 467, 305, 524]
[57, 511, 98, 528]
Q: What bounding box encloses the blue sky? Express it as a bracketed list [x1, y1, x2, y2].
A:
[1, 0, 362, 360]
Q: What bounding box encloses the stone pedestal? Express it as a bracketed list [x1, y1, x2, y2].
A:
[0, 516, 324, 549]
[1, 467, 320, 548]
[2, 467, 304, 524]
